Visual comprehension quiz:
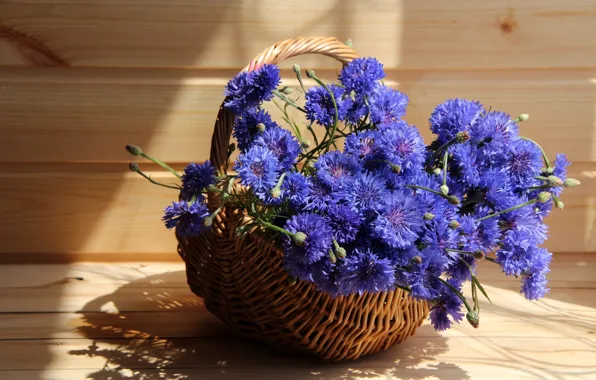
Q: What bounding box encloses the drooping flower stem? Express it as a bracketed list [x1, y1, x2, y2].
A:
[306, 70, 339, 154]
[476, 199, 539, 222]
[129, 162, 181, 190]
[520, 136, 551, 169]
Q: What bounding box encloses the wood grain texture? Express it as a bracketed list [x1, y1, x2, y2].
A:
[0, 260, 593, 379]
[1, 67, 595, 163]
[1, 1, 596, 69]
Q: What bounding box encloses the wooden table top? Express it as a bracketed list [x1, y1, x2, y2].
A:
[0, 253, 594, 379]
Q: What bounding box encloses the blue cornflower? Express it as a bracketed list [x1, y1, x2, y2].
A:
[505, 139, 544, 188]
[326, 204, 362, 244]
[339, 248, 395, 295]
[422, 220, 460, 261]
[406, 247, 449, 300]
[344, 171, 388, 212]
[473, 111, 518, 143]
[312, 260, 341, 296]
[368, 86, 409, 128]
[379, 122, 426, 173]
[344, 130, 385, 164]
[372, 191, 423, 249]
[521, 272, 549, 300]
[304, 179, 337, 212]
[253, 127, 300, 170]
[446, 254, 475, 286]
[429, 279, 464, 331]
[305, 84, 350, 127]
[282, 172, 312, 208]
[234, 146, 281, 200]
[344, 100, 368, 125]
[500, 206, 548, 245]
[314, 151, 361, 187]
[233, 108, 281, 152]
[451, 143, 482, 187]
[551, 154, 570, 196]
[181, 161, 216, 200]
[429, 99, 484, 145]
[283, 213, 333, 265]
[223, 64, 281, 114]
[338, 57, 385, 95]
[496, 232, 540, 276]
[458, 215, 484, 252]
[162, 200, 210, 237]
[387, 246, 420, 268]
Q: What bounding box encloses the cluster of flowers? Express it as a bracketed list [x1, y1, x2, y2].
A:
[127, 56, 579, 331]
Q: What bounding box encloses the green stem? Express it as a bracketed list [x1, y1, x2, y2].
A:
[406, 185, 453, 202]
[476, 199, 538, 222]
[447, 249, 475, 256]
[133, 169, 181, 190]
[308, 72, 339, 153]
[521, 136, 551, 169]
[442, 151, 449, 186]
[258, 219, 293, 237]
[273, 90, 306, 113]
[140, 153, 181, 179]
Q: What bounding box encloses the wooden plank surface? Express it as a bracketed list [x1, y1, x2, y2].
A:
[1, 1, 596, 69]
[1, 67, 595, 163]
[0, 259, 594, 379]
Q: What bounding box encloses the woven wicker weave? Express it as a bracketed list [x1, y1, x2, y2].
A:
[176, 36, 429, 361]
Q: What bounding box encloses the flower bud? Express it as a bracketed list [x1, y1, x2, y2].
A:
[448, 220, 460, 229]
[448, 195, 460, 205]
[125, 144, 143, 156]
[288, 276, 297, 285]
[301, 140, 311, 150]
[517, 113, 530, 122]
[292, 64, 301, 75]
[412, 256, 422, 265]
[455, 131, 470, 143]
[563, 178, 581, 188]
[555, 199, 565, 209]
[433, 168, 441, 176]
[440, 185, 449, 195]
[390, 164, 402, 174]
[280, 86, 293, 95]
[466, 310, 480, 328]
[473, 250, 485, 260]
[293, 232, 307, 246]
[128, 162, 140, 172]
[423, 212, 435, 221]
[546, 175, 563, 186]
[328, 249, 337, 263]
[306, 69, 316, 79]
[537, 191, 552, 203]
[335, 246, 347, 259]
[256, 123, 266, 132]
[203, 216, 213, 227]
[271, 187, 281, 199]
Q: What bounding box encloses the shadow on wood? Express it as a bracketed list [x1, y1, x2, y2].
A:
[69, 271, 470, 380]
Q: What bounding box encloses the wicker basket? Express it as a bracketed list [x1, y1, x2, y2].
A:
[175, 36, 429, 361]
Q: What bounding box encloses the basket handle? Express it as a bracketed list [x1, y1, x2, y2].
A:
[209, 36, 360, 172]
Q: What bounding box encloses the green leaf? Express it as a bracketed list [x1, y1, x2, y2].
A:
[472, 276, 493, 305]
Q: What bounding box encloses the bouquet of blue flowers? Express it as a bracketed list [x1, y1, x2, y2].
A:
[127, 56, 579, 332]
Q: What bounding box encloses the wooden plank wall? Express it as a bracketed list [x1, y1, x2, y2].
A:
[0, 0, 595, 262]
